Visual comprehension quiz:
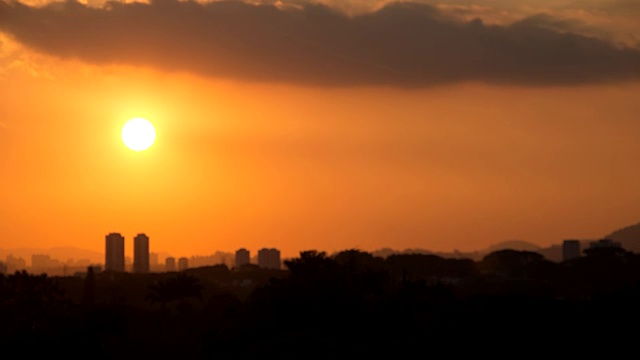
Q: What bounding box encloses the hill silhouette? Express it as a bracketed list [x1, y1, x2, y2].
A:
[371, 240, 542, 262]
[607, 222, 640, 253]
[483, 240, 541, 253]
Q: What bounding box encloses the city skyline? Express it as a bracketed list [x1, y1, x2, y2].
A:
[0, 234, 632, 278]
[2, 219, 638, 262]
[3, 224, 639, 275]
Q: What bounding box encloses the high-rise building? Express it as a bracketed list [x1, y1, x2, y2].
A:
[178, 257, 189, 271]
[31, 254, 51, 270]
[235, 248, 250, 268]
[0, 262, 6, 274]
[105, 232, 125, 272]
[257, 248, 281, 270]
[562, 240, 581, 261]
[165, 257, 176, 272]
[133, 233, 150, 274]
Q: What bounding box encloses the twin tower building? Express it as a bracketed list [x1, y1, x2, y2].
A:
[105, 232, 150, 273]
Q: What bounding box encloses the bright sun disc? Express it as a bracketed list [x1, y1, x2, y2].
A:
[122, 118, 156, 151]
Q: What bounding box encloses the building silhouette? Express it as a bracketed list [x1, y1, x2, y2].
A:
[178, 257, 189, 271]
[105, 232, 125, 272]
[31, 254, 51, 274]
[562, 240, 581, 261]
[0, 262, 6, 274]
[133, 233, 150, 274]
[5, 255, 26, 273]
[235, 248, 250, 268]
[165, 257, 176, 272]
[257, 248, 281, 270]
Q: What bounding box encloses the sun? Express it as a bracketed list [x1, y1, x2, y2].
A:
[122, 118, 156, 151]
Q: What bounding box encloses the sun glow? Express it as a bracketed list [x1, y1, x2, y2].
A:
[122, 118, 156, 151]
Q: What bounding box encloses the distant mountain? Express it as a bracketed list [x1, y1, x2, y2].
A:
[371, 241, 549, 262]
[523, 221, 640, 262]
[356, 223, 640, 264]
[607, 222, 640, 253]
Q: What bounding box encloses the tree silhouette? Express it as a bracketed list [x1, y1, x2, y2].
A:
[146, 272, 203, 313]
[480, 249, 546, 278]
[583, 245, 630, 258]
[0, 270, 67, 345]
[333, 249, 384, 272]
[284, 250, 339, 278]
[81, 266, 95, 306]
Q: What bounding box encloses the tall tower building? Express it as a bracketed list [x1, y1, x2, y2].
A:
[31, 254, 51, 273]
[178, 257, 189, 271]
[562, 239, 581, 261]
[257, 248, 281, 270]
[235, 248, 250, 268]
[133, 233, 150, 274]
[165, 257, 176, 272]
[105, 233, 125, 272]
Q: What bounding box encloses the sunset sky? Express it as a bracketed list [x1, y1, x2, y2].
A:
[1, 0, 640, 259]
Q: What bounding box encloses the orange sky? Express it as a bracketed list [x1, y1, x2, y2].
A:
[1, 0, 640, 259]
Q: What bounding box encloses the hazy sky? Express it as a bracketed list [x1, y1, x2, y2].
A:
[1, 0, 640, 258]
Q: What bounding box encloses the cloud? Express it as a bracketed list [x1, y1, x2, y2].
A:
[0, 0, 639, 86]
[602, 0, 640, 14]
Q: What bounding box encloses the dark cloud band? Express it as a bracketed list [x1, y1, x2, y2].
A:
[1, 0, 639, 86]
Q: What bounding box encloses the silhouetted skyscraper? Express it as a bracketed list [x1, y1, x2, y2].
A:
[562, 239, 581, 261]
[235, 248, 250, 268]
[31, 254, 51, 272]
[165, 257, 176, 272]
[257, 248, 281, 270]
[105, 232, 125, 272]
[133, 233, 150, 274]
[178, 257, 189, 271]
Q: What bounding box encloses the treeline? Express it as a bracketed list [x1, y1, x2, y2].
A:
[1, 247, 639, 357]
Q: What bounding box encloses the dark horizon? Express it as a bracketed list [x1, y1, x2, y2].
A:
[2, 244, 640, 355]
